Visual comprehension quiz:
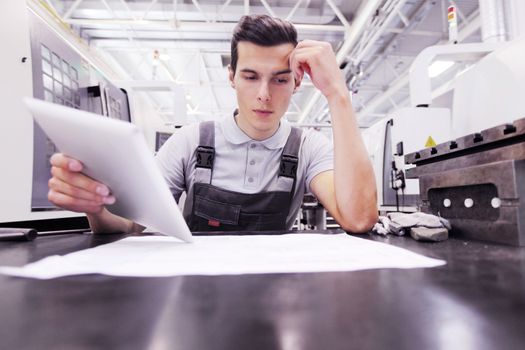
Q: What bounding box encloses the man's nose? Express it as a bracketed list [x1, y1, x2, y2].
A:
[257, 82, 271, 102]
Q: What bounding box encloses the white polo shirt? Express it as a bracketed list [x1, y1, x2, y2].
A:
[155, 115, 334, 229]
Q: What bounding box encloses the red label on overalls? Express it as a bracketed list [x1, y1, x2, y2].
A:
[208, 219, 221, 227]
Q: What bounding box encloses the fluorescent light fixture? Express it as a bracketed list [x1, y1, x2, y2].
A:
[428, 60, 454, 78]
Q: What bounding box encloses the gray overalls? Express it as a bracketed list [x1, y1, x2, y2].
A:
[183, 121, 302, 232]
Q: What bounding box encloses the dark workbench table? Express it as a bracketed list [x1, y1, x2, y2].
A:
[0, 231, 524, 350]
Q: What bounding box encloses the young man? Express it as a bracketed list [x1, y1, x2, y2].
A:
[48, 15, 378, 233]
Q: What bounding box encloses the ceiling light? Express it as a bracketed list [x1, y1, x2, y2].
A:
[428, 60, 454, 78]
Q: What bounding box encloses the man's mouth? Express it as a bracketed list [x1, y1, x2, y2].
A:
[253, 109, 273, 116]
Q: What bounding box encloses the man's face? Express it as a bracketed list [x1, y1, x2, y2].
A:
[229, 42, 300, 140]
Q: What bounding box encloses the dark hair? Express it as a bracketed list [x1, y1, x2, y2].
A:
[230, 15, 298, 75]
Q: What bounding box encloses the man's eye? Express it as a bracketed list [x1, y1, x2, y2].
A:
[244, 76, 257, 80]
[275, 78, 289, 84]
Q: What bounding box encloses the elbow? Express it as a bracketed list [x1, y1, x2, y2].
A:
[338, 210, 378, 234]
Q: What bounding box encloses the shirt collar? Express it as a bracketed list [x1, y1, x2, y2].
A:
[219, 114, 291, 150]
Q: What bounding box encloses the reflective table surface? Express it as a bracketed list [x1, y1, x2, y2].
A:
[0, 231, 524, 350]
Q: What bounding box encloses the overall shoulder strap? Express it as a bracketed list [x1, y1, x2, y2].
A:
[272, 126, 303, 193]
[194, 121, 215, 184]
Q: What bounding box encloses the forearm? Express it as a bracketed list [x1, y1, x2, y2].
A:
[289, 39, 377, 231]
[328, 92, 378, 230]
[87, 208, 145, 234]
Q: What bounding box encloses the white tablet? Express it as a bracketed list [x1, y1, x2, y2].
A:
[24, 97, 193, 243]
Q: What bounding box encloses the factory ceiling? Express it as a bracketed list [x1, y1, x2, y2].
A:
[31, 0, 481, 128]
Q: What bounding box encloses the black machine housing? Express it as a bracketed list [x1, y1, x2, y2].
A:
[405, 118, 525, 246]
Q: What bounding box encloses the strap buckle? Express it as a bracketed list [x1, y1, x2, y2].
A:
[279, 155, 298, 178]
[196, 146, 215, 169]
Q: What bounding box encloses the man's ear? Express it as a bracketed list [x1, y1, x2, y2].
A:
[228, 65, 235, 89]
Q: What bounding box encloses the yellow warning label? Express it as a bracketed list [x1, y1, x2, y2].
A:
[425, 136, 437, 148]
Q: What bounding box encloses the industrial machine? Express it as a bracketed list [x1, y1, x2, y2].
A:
[0, 3, 179, 225]
[29, 10, 131, 210]
[406, 117, 525, 246]
[364, 37, 525, 245]
[363, 107, 451, 212]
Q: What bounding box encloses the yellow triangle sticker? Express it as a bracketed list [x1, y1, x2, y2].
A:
[425, 136, 437, 148]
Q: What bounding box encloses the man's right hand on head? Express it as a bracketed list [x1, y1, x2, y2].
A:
[48, 153, 116, 214]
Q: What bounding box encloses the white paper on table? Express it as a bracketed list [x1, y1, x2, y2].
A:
[0, 234, 446, 279]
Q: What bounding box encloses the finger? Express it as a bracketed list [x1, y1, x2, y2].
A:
[293, 64, 305, 82]
[48, 189, 107, 214]
[290, 47, 320, 66]
[48, 176, 115, 204]
[50, 153, 83, 172]
[297, 40, 333, 54]
[295, 39, 321, 49]
[292, 47, 324, 63]
[290, 50, 318, 79]
[302, 63, 311, 77]
[289, 49, 299, 80]
[51, 166, 111, 197]
[289, 50, 307, 81]
[292, 45, 331, 71]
